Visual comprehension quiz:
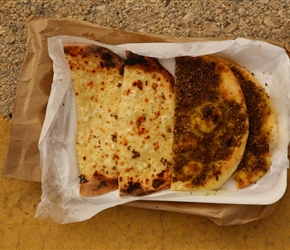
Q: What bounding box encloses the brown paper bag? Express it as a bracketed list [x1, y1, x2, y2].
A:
[3, 16, 288, 225]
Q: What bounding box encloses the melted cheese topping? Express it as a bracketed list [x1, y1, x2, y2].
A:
[73, 66, 121, 178]
[117, 56, 175, 196]
[64, 45, 124, 195]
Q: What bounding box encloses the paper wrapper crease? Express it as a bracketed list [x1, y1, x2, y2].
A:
[2, 16, 290, 225]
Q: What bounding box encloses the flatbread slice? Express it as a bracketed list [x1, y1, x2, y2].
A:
[171, 56, 249, 191]
[218, 57, 276, 188]
[63, 44, 125, 196]
[117, 52, 175, 196]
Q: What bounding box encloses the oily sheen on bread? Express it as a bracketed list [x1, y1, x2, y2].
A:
[117, 52, 175, 196]
[64, 44, 124, 196]
[218, 57, 276, 188]
[171, 56, 249, 191]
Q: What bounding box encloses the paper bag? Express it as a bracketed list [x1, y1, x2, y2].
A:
[3, 16, 290, 225]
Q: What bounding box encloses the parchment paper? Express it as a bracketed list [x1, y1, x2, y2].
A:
[35, 35, 290, 224]
[3, 16, 290, 225]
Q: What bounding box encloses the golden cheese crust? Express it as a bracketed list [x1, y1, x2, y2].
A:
[171, 56, 249, 191]
[117, 52, 175, 196]
[64, 44, 124, 196]
[218, 57, 276, 188]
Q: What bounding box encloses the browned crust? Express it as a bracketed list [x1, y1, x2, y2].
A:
[125, 51, 174, 94]
[64, 44, 124, 75]
[171, 56, 249, 191]
[119, 168, 172, 196]
[218, 57, 276, 188]
[79, 172, 118, 196]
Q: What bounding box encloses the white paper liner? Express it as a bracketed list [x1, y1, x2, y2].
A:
[35, 36, 290, 223]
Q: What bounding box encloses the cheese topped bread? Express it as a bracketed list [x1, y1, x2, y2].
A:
[64, 44, 124, 196]
[117, 52, 175, 196]
[171, 56, 249, 191]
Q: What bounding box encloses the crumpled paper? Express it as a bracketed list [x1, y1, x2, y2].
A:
[35, 35, 290, 224]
